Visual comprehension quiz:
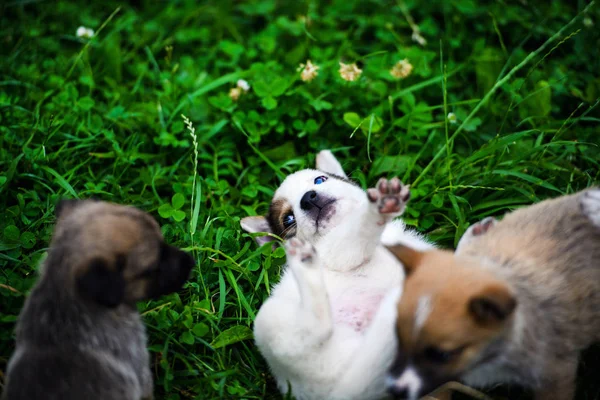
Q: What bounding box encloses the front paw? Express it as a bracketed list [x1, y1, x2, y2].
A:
[367, 177, 410, 219]
[285, 238, 317, 265]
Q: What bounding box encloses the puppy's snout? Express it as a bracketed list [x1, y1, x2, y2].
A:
[152, 244, 194, 298]
[387, 385, 408, 399]
[300, 190, 319, 210]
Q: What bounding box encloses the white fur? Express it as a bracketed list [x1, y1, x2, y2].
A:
[413, 295, 432, 338]
[388, 367, 423, 400]
[247, 151, 433, 400]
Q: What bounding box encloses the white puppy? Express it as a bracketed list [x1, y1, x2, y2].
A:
[241, 151, 433, 400]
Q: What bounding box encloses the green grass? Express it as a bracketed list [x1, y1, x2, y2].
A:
[1, 0, 599, 399]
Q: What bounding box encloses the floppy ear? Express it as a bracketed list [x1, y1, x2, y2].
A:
[77, 257, 125, 308]
[468, 283, 517, 325]
[316, 150, 348, 179]
[385, 244, 424, 276]
[241, 216, 276, 246]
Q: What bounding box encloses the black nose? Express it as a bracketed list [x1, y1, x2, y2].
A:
[387, 385, 408, 399]
[300, 190, 318, 211]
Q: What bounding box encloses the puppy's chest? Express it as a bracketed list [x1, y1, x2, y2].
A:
[329, 288, 387, 332]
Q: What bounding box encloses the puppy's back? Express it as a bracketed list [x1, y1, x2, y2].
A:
[459, 189, 600, 345]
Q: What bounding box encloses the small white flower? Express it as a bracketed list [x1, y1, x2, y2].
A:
[390, 59, 414, 79]
[447, 112, 457, 124]
[298, 60, 320, 82]
[339, 62, 362, 82]
[229, 87, 242, 101]
[237, 79, 250, 92]
[76, 26, 95, 39]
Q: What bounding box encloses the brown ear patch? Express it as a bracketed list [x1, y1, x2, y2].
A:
[267, 199, 295, 239]
[468, 283, 516, 325]
[386, 244, 424, 275]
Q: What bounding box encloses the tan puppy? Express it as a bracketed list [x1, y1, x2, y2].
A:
[385, 188, 600, 400]
[2, 199, 194, 400]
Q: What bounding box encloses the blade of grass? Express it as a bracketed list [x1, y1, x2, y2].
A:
[412, 2, 595, 187]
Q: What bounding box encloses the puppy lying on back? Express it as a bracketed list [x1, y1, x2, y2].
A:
[385, 189, 600, 400]
[241, 151, 433, 400]
[2, 199, 194, 400]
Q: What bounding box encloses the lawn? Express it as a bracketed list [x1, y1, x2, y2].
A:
[1, 0, 599, 399]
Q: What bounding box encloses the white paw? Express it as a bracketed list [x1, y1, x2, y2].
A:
[285, 238, 317, 265]
[581, 189, 600, 227]
[367, 177, 410, 220]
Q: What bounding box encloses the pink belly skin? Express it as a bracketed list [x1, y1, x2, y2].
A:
[332, 293, 385, 332]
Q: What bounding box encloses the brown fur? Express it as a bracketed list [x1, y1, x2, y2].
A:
[266, 198, 296, 239]
[387, 188, 600, 400]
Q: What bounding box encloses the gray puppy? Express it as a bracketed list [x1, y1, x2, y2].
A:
[2, 199, 194, 400]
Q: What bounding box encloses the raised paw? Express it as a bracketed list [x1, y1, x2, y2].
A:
[367, 177, 410, 217]
[285, 238, 317, 264]
[581, 189, 600, 228]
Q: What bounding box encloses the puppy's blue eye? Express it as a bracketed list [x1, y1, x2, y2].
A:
[314, 176, 328, 185]
[283, 213, 296, 228]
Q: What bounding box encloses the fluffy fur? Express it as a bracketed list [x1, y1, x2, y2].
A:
[386, 188, 600, 400]
[2, 199, 194, 400]
[241, 150, 433, 400]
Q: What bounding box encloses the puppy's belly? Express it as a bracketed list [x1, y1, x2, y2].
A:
[331, 291, 385, 332]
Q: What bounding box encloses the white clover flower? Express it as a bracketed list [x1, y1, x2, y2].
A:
[237, 79, 250, 92]
[339, 62, 362, 82]
[298, 60, 320, 82]
[229, 87, 242, 101]
[390, 59, 414, 79]
[447, 112, 457, 124]
[76, 26, 95, 39]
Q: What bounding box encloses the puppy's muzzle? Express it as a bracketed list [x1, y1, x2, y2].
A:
[150, 244, 194, 298]
[300, 190, 322, 211]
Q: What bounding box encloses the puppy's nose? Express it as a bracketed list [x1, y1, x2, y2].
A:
[387, 385, 409, 399]
[300, 190, 319, 211]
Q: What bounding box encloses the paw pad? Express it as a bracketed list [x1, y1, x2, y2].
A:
[367, 177, 410, 215]
[285, 238, 316, 263]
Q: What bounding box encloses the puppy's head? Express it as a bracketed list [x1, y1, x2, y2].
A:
[49, 199, 194, 308]
[241, 150, 366, 245]
[385, 245, 517, 399]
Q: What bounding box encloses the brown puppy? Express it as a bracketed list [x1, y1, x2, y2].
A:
[2, 199, 194, 400]
[385, 188, 600, 400]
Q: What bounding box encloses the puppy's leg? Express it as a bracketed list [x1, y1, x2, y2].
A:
[319, 177, 411, 269]
[285, 238, 332, 323]
[456, 217, 497, 253]
[253, 239, 332, 366]
[329, 287, 402, 399]
[581, 189, 600, 227]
